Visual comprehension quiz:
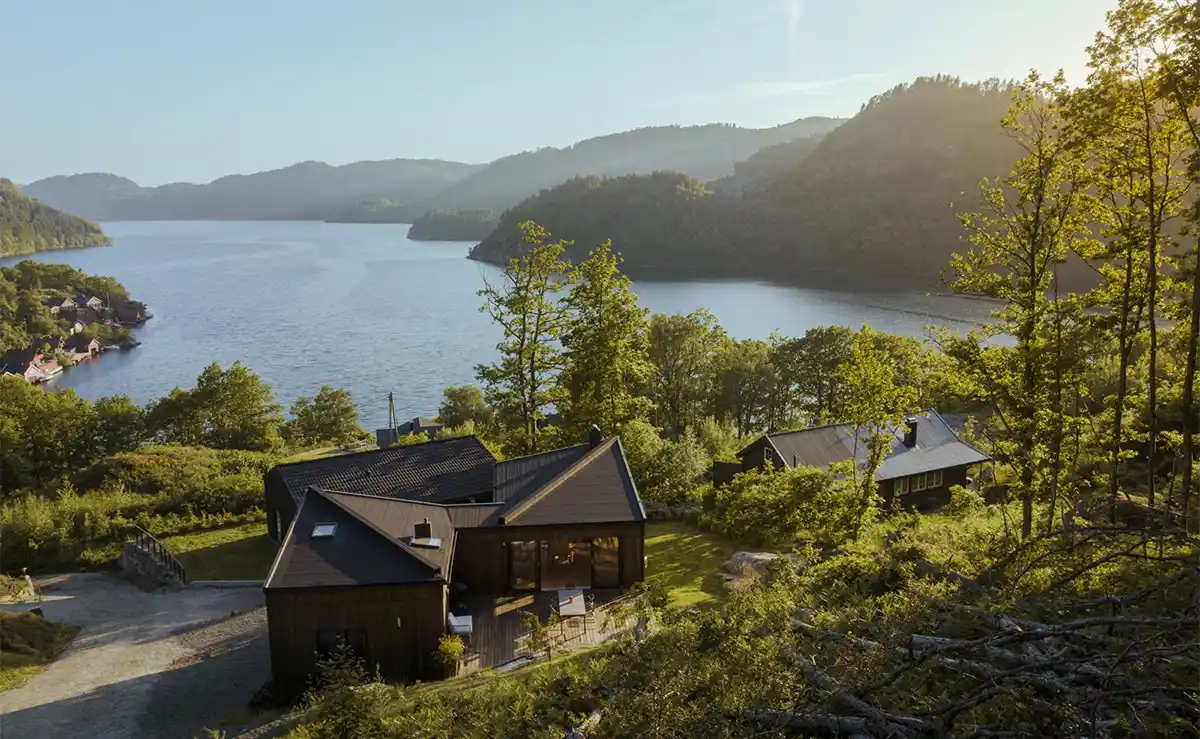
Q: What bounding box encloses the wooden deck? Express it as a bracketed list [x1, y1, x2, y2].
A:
[456, 590, 630, 674]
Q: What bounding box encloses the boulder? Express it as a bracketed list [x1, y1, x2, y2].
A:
[725, 551, 799, 577]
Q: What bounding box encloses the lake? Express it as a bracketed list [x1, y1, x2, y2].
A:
[1, 221, 998, 429]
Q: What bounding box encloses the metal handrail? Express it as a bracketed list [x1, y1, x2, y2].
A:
[131, 525, 187, 585]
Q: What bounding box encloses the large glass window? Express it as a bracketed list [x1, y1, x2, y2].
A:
[540, 540, 592, 590]
[592, 537, 620, 588]
[508, 540, 539, 591]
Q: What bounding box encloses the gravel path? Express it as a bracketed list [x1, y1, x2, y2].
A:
[0, 574, 267, 739]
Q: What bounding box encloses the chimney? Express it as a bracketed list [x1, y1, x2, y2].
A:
[588, 424, 603, 449]
[414, 517, 432, 540]
[903, 417, 919, 448]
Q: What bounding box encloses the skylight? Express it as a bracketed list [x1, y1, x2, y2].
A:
[410, 537, 443, 549]
[312, 522, 338, 538]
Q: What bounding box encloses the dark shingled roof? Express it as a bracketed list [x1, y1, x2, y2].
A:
[266, 437, 645, 589]
[273, 435, 495, 504]
[742, 409, 991, 480]
[501, 438, 644, 526]
[264, 489, 444, 589]
[492, 444, 589, 506]
[63, 335, 96, 353]
[0, 348, 36, 373]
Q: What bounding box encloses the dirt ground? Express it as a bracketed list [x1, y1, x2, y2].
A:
[0, 574, 268, 739]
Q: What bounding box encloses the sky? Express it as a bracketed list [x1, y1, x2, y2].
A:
[2, 0, 1114, 186]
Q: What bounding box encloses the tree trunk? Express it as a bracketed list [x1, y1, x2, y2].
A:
[1183, 236, 1200, 531]
[1144, 99, 1159, 509]
[1109, 255, 1137, 524]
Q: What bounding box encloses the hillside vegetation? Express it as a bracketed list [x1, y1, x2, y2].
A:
[325, 198, 425, 224]
[470, 78, 1080, 290]
[407, 208, 499, 241]
[470, 173, 733, 277]
[0, 179, 111, 257]
[23, 159, 482, 222]
[426, 117, 844, 212]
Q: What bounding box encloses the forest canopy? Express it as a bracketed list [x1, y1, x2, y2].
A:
[0, 179, 111, 257]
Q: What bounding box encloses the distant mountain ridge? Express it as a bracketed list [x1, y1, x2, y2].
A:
[23, 159, 483, 222]
[0, 179, 111, 256]
[25, 116, 846, 223]
[425, 117, 845, 212]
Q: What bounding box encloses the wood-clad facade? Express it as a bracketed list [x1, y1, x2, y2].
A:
[263, 433, 647, 690]
[878, 464, 971, 512]
[451, 521, 645, 595]
[266, 582, 447, 691]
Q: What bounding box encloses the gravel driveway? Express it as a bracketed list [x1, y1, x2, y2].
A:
[0, 573, 268, 739]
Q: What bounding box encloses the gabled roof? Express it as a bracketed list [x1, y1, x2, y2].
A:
[0, 348, 37, 373]
[264, 489, 445, 589]
[499, 438, 645, 526]
[266, 437, 645, 590]
[272, 435, 496, 504]
[492, 444, 589, 506]
[741, 409, 991, 480]
[63, 335, 97, 352]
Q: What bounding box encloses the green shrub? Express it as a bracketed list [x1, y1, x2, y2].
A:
[947, 484, 985, 515]
[2, 444, 275, 572]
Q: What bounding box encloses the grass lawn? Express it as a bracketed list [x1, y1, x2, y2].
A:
[0, 612, 80, 692]
[282, 446, 346, 463]
[161, 522, 277, 581]
[645, 520, 741, 609]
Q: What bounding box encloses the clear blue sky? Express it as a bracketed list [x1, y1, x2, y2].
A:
[2, 0, 1112, 185]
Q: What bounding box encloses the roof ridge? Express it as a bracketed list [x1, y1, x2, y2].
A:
[764, 408, 938, 440]
[315, 488, 444, 574]
[495, 443, 588, 465]
[273, 434, 494, 470]
[320, 488, 504, 511]
[504, 438, 617, 523]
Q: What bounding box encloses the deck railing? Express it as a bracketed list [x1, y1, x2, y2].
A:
[132, 524, 187, 585]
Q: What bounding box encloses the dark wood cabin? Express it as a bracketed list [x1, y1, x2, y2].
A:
[724, 409, 991, 512]
[263, 431, 645, 691]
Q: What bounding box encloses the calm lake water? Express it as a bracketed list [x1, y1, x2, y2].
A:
[1, 221, 998, 429]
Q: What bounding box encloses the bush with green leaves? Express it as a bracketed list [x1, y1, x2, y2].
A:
[2, 445, 276, 572]
[701, 465, 854, 547]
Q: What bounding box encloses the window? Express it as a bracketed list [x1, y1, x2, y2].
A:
[311, 522, 338, 538]
[763, 447, 772, 465]
[909, 470, 945, 493]
[316, 629, 367, 657]
[894, 477, 910, 495]
[593, 537, 620, 588]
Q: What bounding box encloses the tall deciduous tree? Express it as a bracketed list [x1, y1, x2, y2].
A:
[1077, 0, 1191, 512]
[559, 242, 652, 437]
[945, 74, 1088, 538]
[1155, 0, 1200, 528]
[146, 361, 283, 452]
[475, 221, 569, 455]
[284, 386, 363, 447]
[437, 384, 494, 430]
[835, 325, 917, 534]
[647, 310, 725, 439]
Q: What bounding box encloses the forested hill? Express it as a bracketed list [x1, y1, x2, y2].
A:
[741, 76, 1023, 286]
[0, 179, 111, 257]
[470, 173, 734, 277]
[407, 209, 499, 241]
[23, 159, 483, 222]
[471, 78, 1070, 291]
[427, 117, 845, 213]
